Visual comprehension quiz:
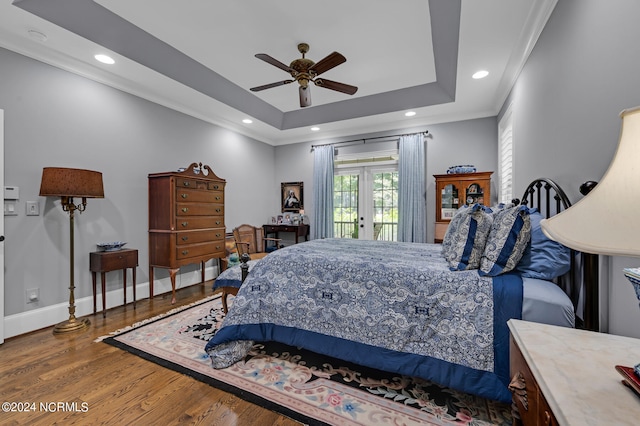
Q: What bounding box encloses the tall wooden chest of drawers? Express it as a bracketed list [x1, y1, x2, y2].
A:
[148, 162, 226, 303]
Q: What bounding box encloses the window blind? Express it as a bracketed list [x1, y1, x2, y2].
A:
[498, 106, 514, 203]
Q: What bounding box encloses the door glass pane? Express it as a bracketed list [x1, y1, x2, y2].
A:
[441, 183, 459, 220]
[334, 174, 359, 238]
[372, 171, 398, 241]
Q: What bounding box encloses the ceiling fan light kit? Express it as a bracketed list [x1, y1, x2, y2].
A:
[251, 43, 358, 108]
[299, 86, 311, 107]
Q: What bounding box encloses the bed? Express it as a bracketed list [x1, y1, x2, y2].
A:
[205, 178, 586, 403]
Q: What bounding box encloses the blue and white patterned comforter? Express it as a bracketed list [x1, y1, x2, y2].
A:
[205, 238, 522, 402]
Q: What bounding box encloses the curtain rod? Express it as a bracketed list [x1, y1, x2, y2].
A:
[310, 130, 429, 150]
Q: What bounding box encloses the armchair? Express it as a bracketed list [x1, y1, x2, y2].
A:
[216, 224, 281, 313]
[233, 224, 282, 260]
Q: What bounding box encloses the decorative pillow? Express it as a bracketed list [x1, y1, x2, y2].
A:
[442, 204, 494, 271]
[479, 205, 531, 276]
[441, 205, 467, 259]
[489, 202, 513, 213]
[515, 209, 572, 280]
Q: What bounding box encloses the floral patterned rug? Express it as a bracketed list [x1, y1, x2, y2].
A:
[99, 295, 512, 426]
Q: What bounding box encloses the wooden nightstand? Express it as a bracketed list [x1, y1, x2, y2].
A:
[90, 249, 138, 317]
[508, 319, 640, 425]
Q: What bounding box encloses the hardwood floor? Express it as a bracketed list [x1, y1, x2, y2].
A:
[0, 284, 300, 426]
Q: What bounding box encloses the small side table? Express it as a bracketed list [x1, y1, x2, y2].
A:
[90, 249, 138, 317]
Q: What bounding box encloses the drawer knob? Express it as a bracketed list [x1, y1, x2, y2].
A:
[216, 208, 221, 213]
[181, 193, 188, 199]
[215, 233, 221, 238]
[181, 207, 189, 213]
[213, 185, 219, 190]
[216, 220, 222, 225]
[181, 236, 188, 241]
[182, 250, 189, 255]
[215, 196, 221, 200]
[183, 181, 190, 187]
[181, 222, 188, 227]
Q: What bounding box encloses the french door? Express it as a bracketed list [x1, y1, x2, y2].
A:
[334, 165, 398, 241]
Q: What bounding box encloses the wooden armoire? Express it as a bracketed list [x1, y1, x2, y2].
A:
[148, 162, 226, 303]
[433, 171, 492, 243]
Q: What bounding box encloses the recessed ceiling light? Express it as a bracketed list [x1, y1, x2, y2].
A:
[94, 54, 115, 65]
[242, 118, 253, 124]
[472, 70, 489, 79]
[310, 127, 320, 132]
[405, 111, 416, 117]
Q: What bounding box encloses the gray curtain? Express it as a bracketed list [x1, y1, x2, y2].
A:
[312, 145, 335, 239]
[397, 134, 427, 242]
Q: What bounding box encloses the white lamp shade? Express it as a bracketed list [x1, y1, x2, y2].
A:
[541, 106, 640, 256]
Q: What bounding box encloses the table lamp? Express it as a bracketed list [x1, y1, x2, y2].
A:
[40, 167, 104, 334]
[540, 106, 640, 392]
[540, 106, 640, 290]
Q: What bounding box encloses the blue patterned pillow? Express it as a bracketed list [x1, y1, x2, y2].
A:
[442, 204, 493, 271]
[441, 206, 467, 260]
[479, 205, 531, 276]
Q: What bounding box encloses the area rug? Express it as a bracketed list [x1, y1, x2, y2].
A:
[99, 295, 512, 426]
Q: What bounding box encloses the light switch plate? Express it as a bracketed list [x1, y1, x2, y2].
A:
[4, 200, 17, 216]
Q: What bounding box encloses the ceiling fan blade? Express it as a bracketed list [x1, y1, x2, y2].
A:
[314, 78, 358, 95]
[250, 80, 294, 92]
[308, 51, 346, 76]
[255, 53, 296, 74]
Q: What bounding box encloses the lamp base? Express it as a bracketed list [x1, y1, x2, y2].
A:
[52, 317, 91, 335]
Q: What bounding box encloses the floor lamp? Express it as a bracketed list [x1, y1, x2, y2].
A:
[40, 167, 104, 334]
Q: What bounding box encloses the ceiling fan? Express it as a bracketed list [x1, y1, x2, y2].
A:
[250, 43, 358, 108]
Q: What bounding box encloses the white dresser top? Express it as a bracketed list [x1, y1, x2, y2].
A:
[508, 319, 640, 425]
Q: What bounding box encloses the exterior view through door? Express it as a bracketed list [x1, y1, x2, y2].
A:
[334, 166, 398, 241]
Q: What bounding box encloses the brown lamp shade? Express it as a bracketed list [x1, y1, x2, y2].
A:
[39, 167, 104, 198]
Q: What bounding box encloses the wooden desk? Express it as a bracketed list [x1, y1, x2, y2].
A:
[508, 319, 640, 425]
[90, 249, 138, 317]
[263, 224, 309, 244]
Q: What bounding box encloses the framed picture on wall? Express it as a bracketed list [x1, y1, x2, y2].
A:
[281, 181, 303, 212]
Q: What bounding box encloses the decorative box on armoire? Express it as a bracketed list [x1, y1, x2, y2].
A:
[433, 171, 492, 243]
[148, 162, 226, 303]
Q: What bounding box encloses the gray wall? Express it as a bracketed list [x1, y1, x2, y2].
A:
[1, 47, 278, 319]
[0, 45, 498, 334]
[274, 117, 498, 243]
[501, 0, 640, 337]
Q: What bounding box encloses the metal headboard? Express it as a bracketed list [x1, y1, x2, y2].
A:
[517, 178, 572, 215]
[515, 178, 590, 330]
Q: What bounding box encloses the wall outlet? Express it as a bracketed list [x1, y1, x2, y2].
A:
[26, 201, 39, 216]
[26, 288, 39, 303]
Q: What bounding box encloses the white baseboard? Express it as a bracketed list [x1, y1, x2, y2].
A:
[4, 266, 218, 339]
